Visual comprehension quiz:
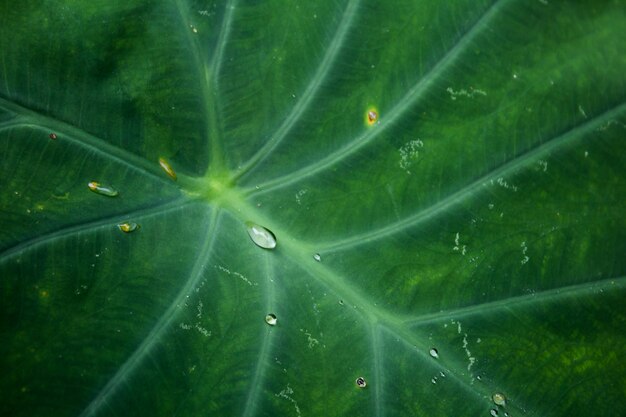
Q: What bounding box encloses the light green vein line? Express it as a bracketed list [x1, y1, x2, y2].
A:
[172, 0, 235, 173]
[225, 195, 528, 413]
[242, 253, 276, 417]
[319, 101, 626, 252]
[0, 97, 173, 185]
[233, 0, 361, 182]
[206, 0, 236, 87]
[371, 325, 384, 417]
[78, 208, 221, 417]
[204, 0, 235, 172]
[245, 0, 508, 195]
[378, 324, 527, 415]
[297, 249, 493, 408]
[1, 52, 11, 95]
[0, 115, 22, 130]
[404, 276, 626, 328]
[0, 197, 189, 263]
[229, 188, 618, 415]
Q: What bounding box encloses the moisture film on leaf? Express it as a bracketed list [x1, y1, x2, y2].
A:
[1, 1, 625, 417]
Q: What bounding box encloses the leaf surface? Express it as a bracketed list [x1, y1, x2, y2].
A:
[1, 1, 626, 416]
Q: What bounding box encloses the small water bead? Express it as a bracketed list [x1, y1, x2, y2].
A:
[117, 222, 139, 233]
[429, 348, 439, 358]
[265, 313, 277, 326]
[313, 253, 321, 262]
[88, 181, 118, 197]
[246, 222, 277, 249]
[492, 393, 506, 406]
[158, 157, 177, 181]
[355, 377, 367, 388]
[49, 133, 57, 140]
[490, 409, 499, 417]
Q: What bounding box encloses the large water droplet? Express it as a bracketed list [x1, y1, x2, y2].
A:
[265, 313, 277, 326]
[313, 253, 321, 262]
[492, 393, 506, 406]
[246, 222, 276, 249]
[117, 222, 140, 233]
[355, 377, 367, 388]
[159, 157, 177, 181]
[429, 348, 439, 358]
[88, 181, 118, 197]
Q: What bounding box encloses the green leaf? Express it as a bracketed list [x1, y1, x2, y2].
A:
[2, 0, 625, 416]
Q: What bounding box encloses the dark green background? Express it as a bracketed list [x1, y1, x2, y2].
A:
[1, 0, 625, 416]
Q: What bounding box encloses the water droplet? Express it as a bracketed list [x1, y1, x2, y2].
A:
[246, 222, 276, 249]
[313, 253, 321, 262]
[355, 377, 367, 388]
[265, 313, 277, 326]
[490, 409, 499, 417]
[431, 377, 437, 384]
[159, 157, 177, 180]
[117, 222, 140, 233]
[492, 393, 506, 406]
[338, 300, 344, 305]
[429, 348, 439, 358]
[88, 181, 118, 197]
[49, 133, 57, 140]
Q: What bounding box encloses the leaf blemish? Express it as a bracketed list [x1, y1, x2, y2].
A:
[216, 265, 257, 286]
[295, 189, 307, 205]
[300, 328, 320, 348]
[446, 86, 486, 100]
[521, 241, 529, 265]
[365, 106, 379, 126]
[275, 385, 301, 417]
[398, 139, 423, 174]
[452, 233, 467, 255]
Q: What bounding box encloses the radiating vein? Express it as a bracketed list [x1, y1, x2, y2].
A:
[0, 115, 22, 130]
[378, 323, 517, 413]
[78, 208, 221, 417]
[172, 0, 235, 172]
[0, 197, 188, 262]
[371, 324, 384, 417]
[319, 101, 626, 252]
[233, 0, 361, 181]
[0, 97, 172, 185]
[206, 0, 236, 87]
[246, 0, 508, 194]
[205, 0, 235, 171]
[404, 276, 626, 328]
[242, 253, 276, 417]
[226, 193, 619, 416]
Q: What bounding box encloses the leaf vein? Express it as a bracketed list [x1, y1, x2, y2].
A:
[233, 0, 362, 181]
[247, 0, 508, 194]
[319, 101, 626, 251]
[78, 208, 221, 417]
